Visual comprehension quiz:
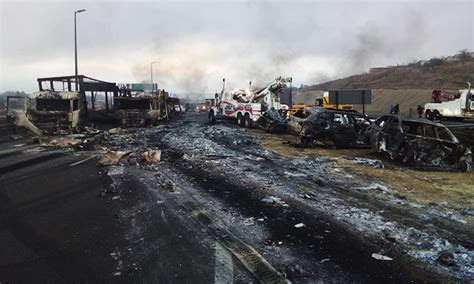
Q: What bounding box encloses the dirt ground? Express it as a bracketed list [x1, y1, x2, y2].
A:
[255, 130, 474, 211]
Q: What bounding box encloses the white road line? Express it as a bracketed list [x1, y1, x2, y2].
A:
[69, 155, 96, 167]
[214, 241, 234, 284]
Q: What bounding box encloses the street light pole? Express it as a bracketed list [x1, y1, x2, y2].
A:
[74, 9, 86, 91]
[150, 61, 156, 94]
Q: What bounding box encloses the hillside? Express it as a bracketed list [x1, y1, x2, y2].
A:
[294, 53, 474, 116]
[302, 54, 474, 91]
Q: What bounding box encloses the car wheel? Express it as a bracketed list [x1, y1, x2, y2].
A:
[433, 110, 442, 121]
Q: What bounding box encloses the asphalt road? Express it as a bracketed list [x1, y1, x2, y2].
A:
[0, 144, 250, 282]
[0, 112, 471, 282]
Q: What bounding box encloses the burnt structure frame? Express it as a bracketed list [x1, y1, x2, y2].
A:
[37, 75, 119, 115]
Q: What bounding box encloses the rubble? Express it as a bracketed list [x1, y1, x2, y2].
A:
[349, 157, 384, 168]
[108, 128, 121, 134]
[98, 151, 132, 166]
[371, 253, 393, 261]
[437, 251, 456, 266]
[163, 179, 175, 192]
[142, 150, 161, 163]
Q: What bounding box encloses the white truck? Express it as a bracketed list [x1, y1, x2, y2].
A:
[208, 77, 292, 128]
[424, 82, 474, 120]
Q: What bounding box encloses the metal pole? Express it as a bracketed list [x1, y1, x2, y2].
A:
[74, 9, 86, 91]
[151, 61, 156, 94]
[74, 12, 77, 91]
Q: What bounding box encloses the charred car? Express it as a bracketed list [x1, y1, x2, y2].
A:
[256, 108, 288, 133]
[370, 115, 472, 172]
[287, 107, 371, 147]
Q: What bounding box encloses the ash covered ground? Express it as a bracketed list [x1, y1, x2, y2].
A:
[0, 112, 473, 283]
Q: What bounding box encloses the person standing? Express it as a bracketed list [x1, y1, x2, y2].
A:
[394, 104, 400, 115]
[417, 105, 424, 118]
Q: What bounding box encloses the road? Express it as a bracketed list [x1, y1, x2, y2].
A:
[0, 112, 472, 282]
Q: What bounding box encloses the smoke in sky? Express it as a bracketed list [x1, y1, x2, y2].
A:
[1, 1, 472, 95]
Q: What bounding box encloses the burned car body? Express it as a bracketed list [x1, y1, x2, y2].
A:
[287, 107, 371, 147]
[371, 116, 472, 172]
[256, 108, 288, 133]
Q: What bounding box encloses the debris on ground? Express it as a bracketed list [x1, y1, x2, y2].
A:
[294, 223, 306, 228]
[108, 128, 122, 135]
[371, 253, 393, 261]
[349, 157, 384, 168]
[261, 196, 287, 205]
[355, 183, 392, 194]
[142, 150, 161, 163]
[163, 179, 175, 192]
[98, 151, 132, 166]
[46, 137, 82, 148]
[437, 251, 456, 266]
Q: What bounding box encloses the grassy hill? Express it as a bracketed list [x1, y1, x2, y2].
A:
[294, 53, 474, 116]
[302, 57, 474, 91]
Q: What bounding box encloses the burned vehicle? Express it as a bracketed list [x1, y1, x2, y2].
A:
[114, 96, 161, 126]
[7, 90, 83, 135]
[371, 116, 472, 172]
[287, 107, 371, 147]
[256, 108, 288, 133]
[114, 90, 183, 126]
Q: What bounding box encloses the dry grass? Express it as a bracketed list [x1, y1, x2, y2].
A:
[253, 129, 474, 209]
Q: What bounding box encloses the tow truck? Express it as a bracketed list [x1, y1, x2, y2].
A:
[424, 82, 474, 120]
[208, 77, 292, 128]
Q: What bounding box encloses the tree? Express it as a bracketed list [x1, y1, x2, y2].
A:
[424, 57, 444, 68]
[458, 49, 471, 65]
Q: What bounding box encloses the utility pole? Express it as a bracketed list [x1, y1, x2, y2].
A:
[74, 9, 86, 91]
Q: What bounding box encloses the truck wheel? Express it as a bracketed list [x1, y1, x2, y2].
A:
[433, 110, 442, 121]
[237, 113, 244, 127]
[208, 110, 216, 122]
[425, 110, 433, 120]
[244, 113, 252, 128]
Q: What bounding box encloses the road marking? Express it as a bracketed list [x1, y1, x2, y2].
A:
[69, 155, 96, 167]
[214, 241, 234, 284]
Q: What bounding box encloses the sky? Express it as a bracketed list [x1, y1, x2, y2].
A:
[0, 0, 473, 97]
